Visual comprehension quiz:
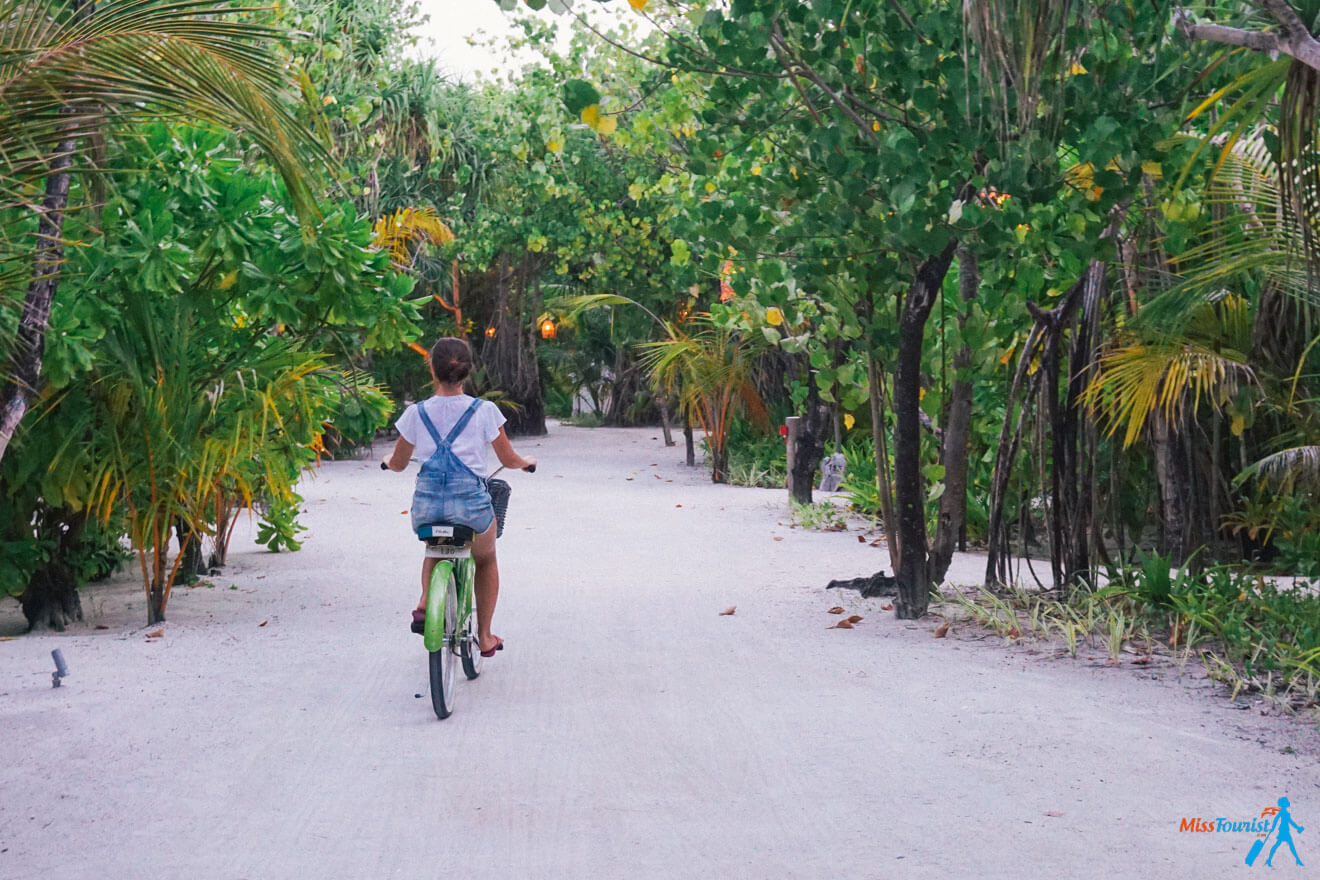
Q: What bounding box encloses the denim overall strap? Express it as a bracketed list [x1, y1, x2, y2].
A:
[443, 398, 483, 445]
[415, 398, 481, 449]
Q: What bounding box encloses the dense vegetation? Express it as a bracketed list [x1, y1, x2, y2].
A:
[2, 0, 1318, 703]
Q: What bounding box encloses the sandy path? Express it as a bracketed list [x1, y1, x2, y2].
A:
[2, 423, 1316, 879]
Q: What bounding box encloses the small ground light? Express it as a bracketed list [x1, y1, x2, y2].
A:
[540, 318, 556, 339]
[485, 326, 497, 338]
[51, 649, 68, 688]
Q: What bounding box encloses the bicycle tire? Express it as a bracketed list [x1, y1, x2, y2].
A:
[459, 559, 481, 679]
[428, 569, 459, 719]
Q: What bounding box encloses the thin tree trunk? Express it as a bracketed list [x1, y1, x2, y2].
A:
[683, 407, 695, 466]
[0, 78, 88, 464]
[790, 371, 830, 505]
[867, 350, 900, 571]
[929, 248, 978, 584]
[893, 241, 959, 619]
[658, 396, 676, 446]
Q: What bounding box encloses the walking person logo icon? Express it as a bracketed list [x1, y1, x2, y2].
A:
[1246, 797, 1305, 867]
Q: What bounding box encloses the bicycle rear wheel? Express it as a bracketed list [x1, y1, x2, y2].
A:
[428, 568, 459, 719]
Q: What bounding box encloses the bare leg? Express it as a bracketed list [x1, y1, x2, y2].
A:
[417, 556, 439, 611]
[470, 521, 500, 653]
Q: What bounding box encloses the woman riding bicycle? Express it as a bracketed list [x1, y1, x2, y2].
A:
[382, 337, 536, 657]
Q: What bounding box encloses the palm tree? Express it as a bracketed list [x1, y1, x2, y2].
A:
[0, 0, 327, 464]
[640, 314, 768, 483]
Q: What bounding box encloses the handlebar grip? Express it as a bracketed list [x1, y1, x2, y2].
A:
[526, 463, 536, 473]
[380, 461, 389, 471]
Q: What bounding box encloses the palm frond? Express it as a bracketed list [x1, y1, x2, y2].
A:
[0, 0, 327, 219]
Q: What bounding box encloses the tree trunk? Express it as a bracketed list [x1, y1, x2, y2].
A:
[789, 374, 830, 505]
[19, 509, 90, 632]
[893, 241, 959, 619]
[658, 396, 676, 446]
[481, 254, 546, 436]
[0, 116, 85, 463]
[1153, 415, 1191, 563]
[929, 248, 978, 584]
[866, 350, 901, 572]
[683, 409, 695, 466]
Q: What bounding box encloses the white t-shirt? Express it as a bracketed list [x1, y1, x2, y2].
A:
[395, 395, 506, 477]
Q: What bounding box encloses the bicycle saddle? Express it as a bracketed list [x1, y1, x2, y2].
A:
[416, 523, 476, 547]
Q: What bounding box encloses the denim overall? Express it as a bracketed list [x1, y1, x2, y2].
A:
[410, 399, 495, 536]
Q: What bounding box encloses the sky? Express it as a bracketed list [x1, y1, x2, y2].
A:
[409, 0, 641, 82]
[413, 1, 635, 82]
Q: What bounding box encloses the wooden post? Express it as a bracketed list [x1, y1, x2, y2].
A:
[785, 416, 800, 499]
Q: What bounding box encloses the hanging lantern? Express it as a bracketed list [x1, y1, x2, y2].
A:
[485, 326, 497, 339]
[540, 318, 557, 340]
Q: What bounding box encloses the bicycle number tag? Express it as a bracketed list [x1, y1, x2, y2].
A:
[419, 525, 455, 538]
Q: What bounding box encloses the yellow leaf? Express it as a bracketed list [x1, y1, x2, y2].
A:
[843, 413, 856, 430]
[1069, 61, 1088, 75]
[322, 94, 336, 105]
[218, 270, 238, 290]
[751, 165, 762, 176]
[581, 104, 602, 128]
[1231, 414, 1245, 436]
[766, 306, 784, 326]
[704, 181, 716, 193]
[628, 182, 643, 201]
[596, 114, 617, 136]
[1141, 160, 1162, 178]
[872, 121, 880, 132]
[1015, 223, 1030, 243]
[546, 139, 563, 153]
[628, 0, 648, 9]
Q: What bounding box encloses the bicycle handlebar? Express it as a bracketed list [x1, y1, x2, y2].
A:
[382, 461, 536, 473]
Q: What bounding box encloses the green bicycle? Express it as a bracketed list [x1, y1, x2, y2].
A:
[390, 463, 531, 719]
[414, 520, 483, 719]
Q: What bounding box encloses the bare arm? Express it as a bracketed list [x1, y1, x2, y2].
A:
[384, 435, 414, 471]
[491, 427, 536, 471]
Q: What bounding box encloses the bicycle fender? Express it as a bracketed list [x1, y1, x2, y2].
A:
[424, 561, 455, 653]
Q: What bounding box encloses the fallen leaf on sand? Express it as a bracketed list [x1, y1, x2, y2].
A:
[401, 510, 408, 515]
[1006, 626, 1021, 639]
[654, 474, 661, 479]
[259, 620, 268, 627]
[846, 615, 863, 624]
[829, 620, 854, 629]
[773, 536, 783, 542]
[675, 504, 682, 508]
[933, 621, 950, 638]
[1131, 655, 1153, 665]
[857, 535, 866, 543]
[146, 629, 163, 639]
[827, 606, 846, 614]
[95, 624, 108, 630]
[719, 606, 736, 616]
[625, 477, 634, 481]
[881, 603, 894, 611]
[1045, 811, 1064, 818]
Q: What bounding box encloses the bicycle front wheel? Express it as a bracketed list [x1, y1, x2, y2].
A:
[428, 569, 459, 719]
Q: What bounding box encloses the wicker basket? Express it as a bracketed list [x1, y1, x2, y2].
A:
[487, 478, 512, 537]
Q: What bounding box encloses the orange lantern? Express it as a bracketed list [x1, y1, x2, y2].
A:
[540, 318, 557, 340]
[485, 326, 497, 339]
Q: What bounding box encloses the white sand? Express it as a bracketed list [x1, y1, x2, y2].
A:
[1, 422, 1316, 879]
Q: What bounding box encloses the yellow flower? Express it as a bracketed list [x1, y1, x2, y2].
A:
[628, 0, 648, 9]
[766, 306, 784, 326]
[546, 139, 563, 153]
[843, 413, 856, 430]
[751, 165, 762, 176]
[704, 181, 716, 194]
